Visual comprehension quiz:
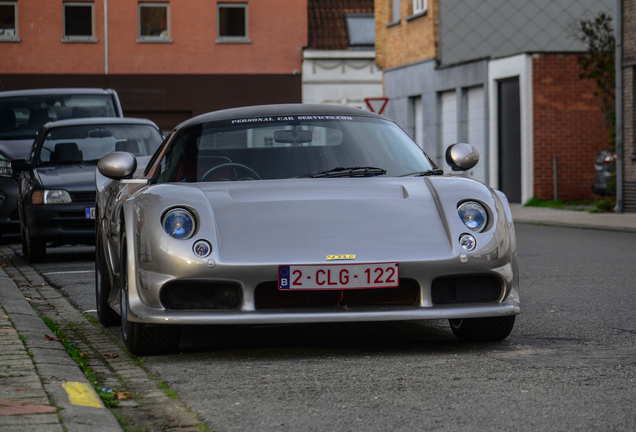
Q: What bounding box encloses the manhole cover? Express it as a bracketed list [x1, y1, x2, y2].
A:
[491, 339, 636, 367]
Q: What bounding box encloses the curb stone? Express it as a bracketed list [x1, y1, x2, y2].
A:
[1, 246, 205, 431]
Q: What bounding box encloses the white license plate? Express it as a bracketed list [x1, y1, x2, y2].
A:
[85, 207, 96, 220]
[278, 263, 399, 290]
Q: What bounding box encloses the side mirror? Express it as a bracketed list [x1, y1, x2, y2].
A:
[11, 159, 29, 174]
[98, 151, 138, 180]
[445, 143, 479, 171]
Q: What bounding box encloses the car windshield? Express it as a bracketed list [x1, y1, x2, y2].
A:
[154, 115, 436, 183]
[0, 94, 117, 140]
[36, 124, 163, 166]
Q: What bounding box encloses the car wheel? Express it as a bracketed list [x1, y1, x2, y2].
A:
[119, 231, 180, 356]
[449, 315, 515, 342]
[25, 231, 46, 263]
[95, 236, 119, 327]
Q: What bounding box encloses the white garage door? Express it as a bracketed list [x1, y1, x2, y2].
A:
[440, 90, 457, 170]
[414, 96, 423, 147]
[467, 86, 486, 183]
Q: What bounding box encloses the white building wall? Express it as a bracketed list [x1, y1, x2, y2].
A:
[302, 50, 383, 110]
[488, 54, 534, 204]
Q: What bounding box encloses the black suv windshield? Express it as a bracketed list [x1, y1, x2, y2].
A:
[0, 94, 117, 140]
[154, 115, 436, 183]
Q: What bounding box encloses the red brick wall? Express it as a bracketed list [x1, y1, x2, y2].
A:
[0, 0, 307, 75]
[624, 0, 636, 211]
[532, 54, 609, 200]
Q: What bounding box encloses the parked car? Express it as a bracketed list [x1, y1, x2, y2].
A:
[11, 117, 163, 263]
[95, 104, 520, 355]
[0, 88, 124, 241]
[592, 150, 616, 196]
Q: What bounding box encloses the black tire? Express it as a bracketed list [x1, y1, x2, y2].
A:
[120, 231, 180, 355]
[25, 231, 46, 263]
[20, 224, 28, 256]
[95, 235, 119, 327]
[449, 315, 515, 342]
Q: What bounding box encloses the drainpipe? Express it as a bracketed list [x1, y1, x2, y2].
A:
[615, 0, 623, 212]
[104, 0, 109, 76]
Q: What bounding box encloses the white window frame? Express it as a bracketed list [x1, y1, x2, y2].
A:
[138, 2, 171, 43]
[413, 0, 427, 15]
[0, 1, 18, 41]
[63, 2, 95, 42]
[217, 3, 249, 43]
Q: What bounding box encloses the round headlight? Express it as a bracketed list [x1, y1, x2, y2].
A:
[163, 208, 196, 239]
[457, 202, 487, 232]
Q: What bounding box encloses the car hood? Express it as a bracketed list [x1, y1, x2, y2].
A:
[138, 177, 503, 265]
[35, 165, 97, 191]
[0, 139, 35, 160]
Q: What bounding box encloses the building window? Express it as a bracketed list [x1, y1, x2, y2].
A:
[63, 2, 95, 41]
[0, 1, 17, 40]
[139, 2, 170, 42]
[389, 0, 400, 24]
[345, 13, 374, 48]
[217, 3, 249, 43]
[412, 0, 427, 14]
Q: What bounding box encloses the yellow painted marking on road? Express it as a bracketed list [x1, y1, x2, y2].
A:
[62, 381, 104, 408]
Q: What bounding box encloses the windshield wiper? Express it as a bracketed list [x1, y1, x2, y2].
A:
[297, 166, 387, 179]
[400, 169, 444, 177]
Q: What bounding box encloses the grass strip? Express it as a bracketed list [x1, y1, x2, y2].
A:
[40, 314, 119, 408]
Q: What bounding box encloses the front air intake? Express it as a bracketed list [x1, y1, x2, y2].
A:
[254, 279, 420, 309]
[431, 275, 503, 305]
[160, 281, 242, 310]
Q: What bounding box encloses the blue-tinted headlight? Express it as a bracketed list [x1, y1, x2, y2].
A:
[457, 202, 487, 232]
[163, 208, 196, 239]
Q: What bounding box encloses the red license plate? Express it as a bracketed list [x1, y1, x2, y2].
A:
[278, 263, 399, 290]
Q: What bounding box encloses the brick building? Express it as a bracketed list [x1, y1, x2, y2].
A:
[375, 0, 613, 203]
[622, 0, 636, 212]
[0, 0, 307, 130]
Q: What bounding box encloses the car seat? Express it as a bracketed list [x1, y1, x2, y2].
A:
[51, 143, 83, 163]
[115, 139, 140, 156]
[0, 108, 16, 130]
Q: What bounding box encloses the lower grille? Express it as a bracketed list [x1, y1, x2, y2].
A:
[70, 191, 96, 203]
[431, 275, 502, 305]
[254, 279, 420, 309]
[160, 282, 242, 310]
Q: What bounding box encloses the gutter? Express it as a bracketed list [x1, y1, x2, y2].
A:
[104, 0, 109, 76]
[615, 0, 623, 212]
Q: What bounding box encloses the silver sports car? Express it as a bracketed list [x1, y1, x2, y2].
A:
[95, 104, 520, 355]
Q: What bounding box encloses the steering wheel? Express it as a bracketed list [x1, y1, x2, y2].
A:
[201, 163, 262, 182]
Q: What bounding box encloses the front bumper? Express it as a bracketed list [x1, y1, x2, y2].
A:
[0, 176, 20, 233]
[24, 202, 96, 243]
[124, 257, 521, 325]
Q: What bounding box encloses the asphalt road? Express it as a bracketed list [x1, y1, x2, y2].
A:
[7, 223, 636, 431]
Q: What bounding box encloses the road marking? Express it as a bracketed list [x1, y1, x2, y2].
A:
[42, 270, 93, 275]
[62, 381, 103, 408]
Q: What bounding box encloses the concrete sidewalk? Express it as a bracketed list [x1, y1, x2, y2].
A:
[0, 249, 122, 432]
[510, 204, 636, 233]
